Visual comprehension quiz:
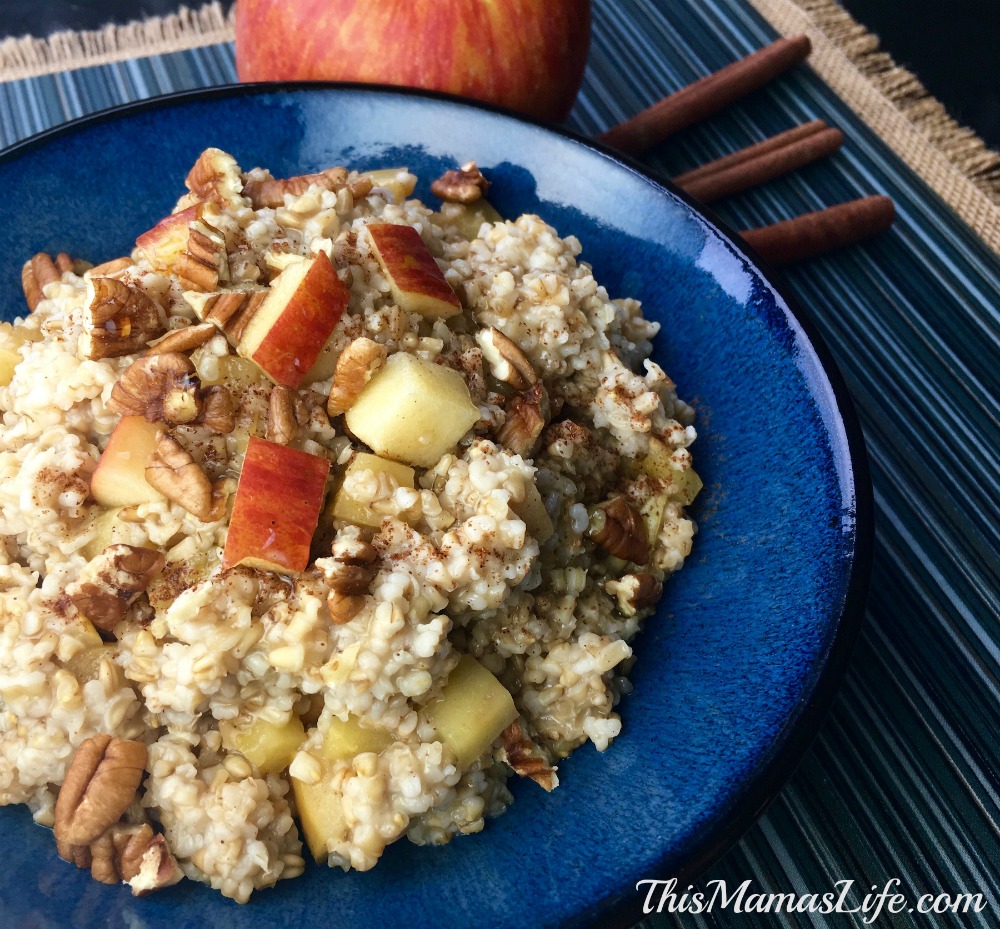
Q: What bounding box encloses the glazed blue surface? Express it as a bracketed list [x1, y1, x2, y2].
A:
[0, 87, 869, 929]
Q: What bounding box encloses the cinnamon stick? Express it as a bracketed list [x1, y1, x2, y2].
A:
[675, 125, 844, 203]
[599, 35, 812, 156]
[673, 120, 828, 185]
[740, 195, 895, 266]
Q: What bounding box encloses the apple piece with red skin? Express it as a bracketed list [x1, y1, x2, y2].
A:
[91, 416, 166, 508]
[237, 252, 350, 389]
[365, 223, 462, 319]
[135, 205, 201, 270]
[222, 436, 331, 575]
[234, 0, 591, 122]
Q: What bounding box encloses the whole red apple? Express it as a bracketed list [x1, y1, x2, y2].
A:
[234, 0, 591, 122]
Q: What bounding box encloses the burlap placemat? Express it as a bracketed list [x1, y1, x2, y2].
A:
[1, 0, 997, 252]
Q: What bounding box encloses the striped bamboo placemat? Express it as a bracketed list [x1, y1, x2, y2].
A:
[1, 2, 998, 926]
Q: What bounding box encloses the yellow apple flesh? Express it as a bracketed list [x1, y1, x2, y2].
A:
[423, 654, 518, 768]
[329, 452, 415, 529]
[90, 416, 165, 508]
[345, 352, 480, 468]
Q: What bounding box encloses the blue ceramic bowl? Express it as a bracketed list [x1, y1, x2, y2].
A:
[0, 85, 871, 929]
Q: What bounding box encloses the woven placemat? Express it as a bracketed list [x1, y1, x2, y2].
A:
[1, 0, 998, 253]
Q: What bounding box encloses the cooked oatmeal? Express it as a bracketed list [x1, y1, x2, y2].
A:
[0, 150, 699, 900]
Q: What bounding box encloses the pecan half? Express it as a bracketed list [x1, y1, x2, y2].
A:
[21, 252, 76, 310]
[327, 338, 388, 416]
[109, 352, 202, 425]
[187, 289, 268, 343]
[476, 327, 537, 390]
[501, 720, 559, 791]
[243, 165, 349, 209]
[79, 277, 165, 360]
[67, 544, 165, 632]
[185, 147, 244, 207]
[431, 161, 490, 204]
[144, 322, 217, 355]
[588, 497, 649, 564]
[497, 383, 550, 457]
[145, 433, 214, 521]
[54, 735, 147, 846]
[326, 535, 378, 623]
[267, 385, 298, 445]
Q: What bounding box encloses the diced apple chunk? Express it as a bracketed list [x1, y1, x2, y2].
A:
[82, 507, 124, 561]
[90, 416, 165, 508]
[221, 436, 331, 574]
[301, 331, 339, 384]
[640, 493, 670, 549]
[636, 438, 702, 505]
[221, 716, 306, 774]
[365, 223, 462, 319]
[345, 353, 479, 468]
[424, 655, 518, 768]
[0, 347, 19, 387]
[292, 770, 348, 862]
[329, 452, 415, 529]
[362, 167, 416, 204]
[0, 318, 40, 385]
[62, 641, 115, 684]
[320, 715, 393, 762]
[510, 480, 554, 544]
[237, 252, 350, 389]
[135, 204, 200, 269]
[444, 200, 504, 240]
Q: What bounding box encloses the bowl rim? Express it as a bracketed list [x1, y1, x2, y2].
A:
[0, 81, 874, 929]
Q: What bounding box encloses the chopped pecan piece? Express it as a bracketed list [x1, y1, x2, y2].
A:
[21, 252, 74, 310]
[188, 289, 268, 342]
[144, 322, 217, 355]
[175, 226, 226, 292]
[184, 147, 244, 207]
[607, 572, 663, 616]
[67, 544, 165, 632]
[588, 497, 649, 564]
[54, 735, 147, 846]
[476, 327, 537, 390]
[325, 535, 378, 623]
[109, 353, 202, 425]
[242, 165, 349, 209]
[145, 433, 214, 521]
[501, 720, 559, 791]
[267, 385, 298, 445]
[85, 256, 133, 279]
[79, 277, 165, 360]
[497, 383, 550, 457]
[327, 592, 366, 624]
[197, 385, 236, 434]
[431, 161, 490, 204]
[348, 175, 374, 199]
[327, 337, 388, 416]
[59, 822, 183, 895]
